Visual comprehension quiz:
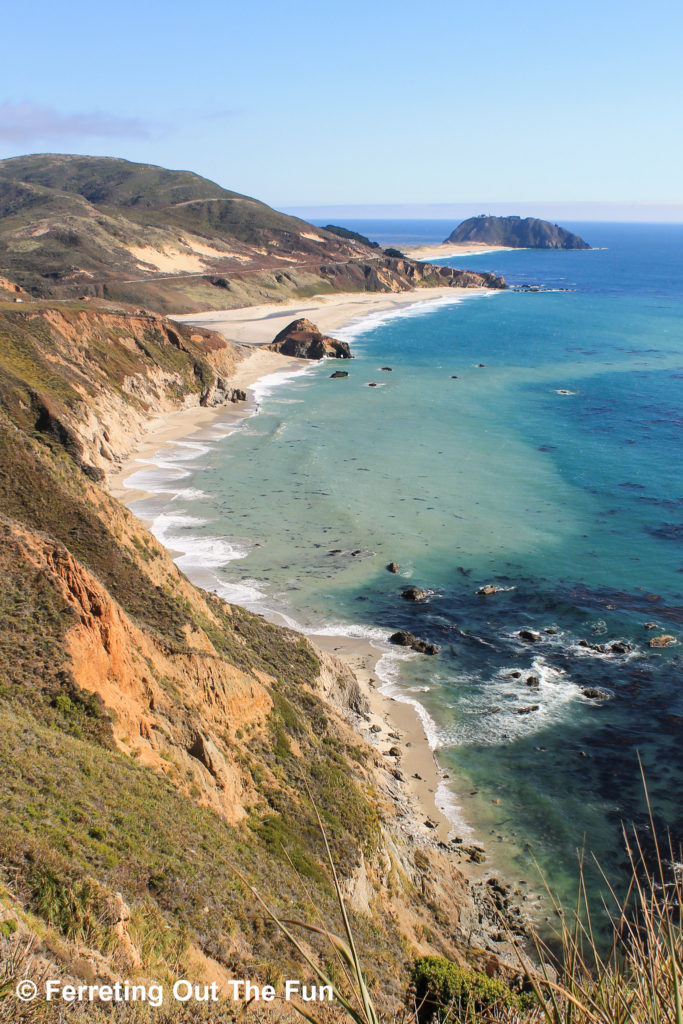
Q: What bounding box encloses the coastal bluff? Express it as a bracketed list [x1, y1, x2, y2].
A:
[446, 215, 590, 250]
[0, 299, 529, 1002]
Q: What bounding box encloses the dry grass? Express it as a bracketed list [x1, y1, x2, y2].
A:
[249, 783, 683, 1024]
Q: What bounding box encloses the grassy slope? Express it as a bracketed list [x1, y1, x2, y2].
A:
[0, 154, 367, 306]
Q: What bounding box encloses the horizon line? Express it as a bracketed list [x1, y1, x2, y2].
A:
[281, 200, 683, 224]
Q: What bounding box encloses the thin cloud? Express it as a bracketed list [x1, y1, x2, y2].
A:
[0, 101, 152, 142]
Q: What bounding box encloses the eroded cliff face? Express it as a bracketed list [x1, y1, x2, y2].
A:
[0, 305, 526, 1015]
[8, 517, 271, 823]
[0, 303, 247, 480]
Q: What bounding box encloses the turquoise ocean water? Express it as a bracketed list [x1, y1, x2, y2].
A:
[128, 223, 683, 924]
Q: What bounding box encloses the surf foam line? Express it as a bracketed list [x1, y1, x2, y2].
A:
[335, 288, 500, 346]
[372, 649, 475, 839]
[117, 358, 319, 609]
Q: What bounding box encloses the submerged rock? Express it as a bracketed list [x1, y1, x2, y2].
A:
[609, 641, 632, 654]
[578, 639, 633, 655]
[401, 586, 428, 601]
[478, 584, 503, 595]
[412, 640, 439, 655]
[516, 704, 540, 715]
[329, 370, 349, 379]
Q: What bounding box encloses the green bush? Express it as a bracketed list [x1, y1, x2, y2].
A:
[411, 955, 529, 1021]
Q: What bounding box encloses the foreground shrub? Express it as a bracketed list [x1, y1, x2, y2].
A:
[411, 955, 528, 1021]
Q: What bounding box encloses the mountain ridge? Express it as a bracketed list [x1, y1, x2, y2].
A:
[0, 154, 506, 312]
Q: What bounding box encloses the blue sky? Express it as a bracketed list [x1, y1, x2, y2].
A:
[1, 0, 682, 216]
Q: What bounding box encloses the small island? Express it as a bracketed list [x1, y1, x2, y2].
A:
[445, 214, 590, 250]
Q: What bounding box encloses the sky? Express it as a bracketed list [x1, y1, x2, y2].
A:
[1, 0, 682, 218]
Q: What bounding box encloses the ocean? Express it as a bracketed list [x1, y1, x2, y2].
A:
[127, 222, 683, 929]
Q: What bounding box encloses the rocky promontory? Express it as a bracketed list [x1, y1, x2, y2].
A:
[446, 215, 590, 250]
[267, 318, 352, 359]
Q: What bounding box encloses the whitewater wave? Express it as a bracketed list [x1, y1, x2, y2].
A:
[435, 780, 474, 839]
[251, 363, 318, 406]
[151, 512, 250, 570]
[436, 657, 583, 747]
[335, 289, 497, 345]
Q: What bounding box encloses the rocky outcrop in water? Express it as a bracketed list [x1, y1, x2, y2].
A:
[518, 629, 541, 643]
[445, 215, 590, 250]
[649, 634, 677, 648]
[389, 631, 438, 655]
[268, 318, 352, 359]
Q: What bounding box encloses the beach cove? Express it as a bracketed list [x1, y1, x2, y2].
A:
[107, 283, 514, 911]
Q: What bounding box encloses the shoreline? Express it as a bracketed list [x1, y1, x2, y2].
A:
[108, 346, 304, 505]
[170, 284, 491, 345]
[404, 241, 520, 261]
[107, 285, 498, 870]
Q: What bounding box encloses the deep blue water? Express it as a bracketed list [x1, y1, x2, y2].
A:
[131, 222, 683, 929]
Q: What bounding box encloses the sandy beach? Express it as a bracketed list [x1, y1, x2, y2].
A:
[107, 285, 492, 857]
[404, 241, 519, 261]
[171, 284, 485, 346]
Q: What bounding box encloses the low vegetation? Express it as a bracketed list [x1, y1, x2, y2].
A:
[323, 226, 380, 249]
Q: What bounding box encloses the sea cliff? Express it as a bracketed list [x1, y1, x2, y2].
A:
[0, 298, 530, 1018]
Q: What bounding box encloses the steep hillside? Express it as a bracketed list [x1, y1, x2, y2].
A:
[0, 304, 527, 1021]
[0, 155, 506, 312]
[0, 300, 249, 480]
[446, 215, 590, 249]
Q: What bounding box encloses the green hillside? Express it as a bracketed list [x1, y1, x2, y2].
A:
[0, 154, 371, 310]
